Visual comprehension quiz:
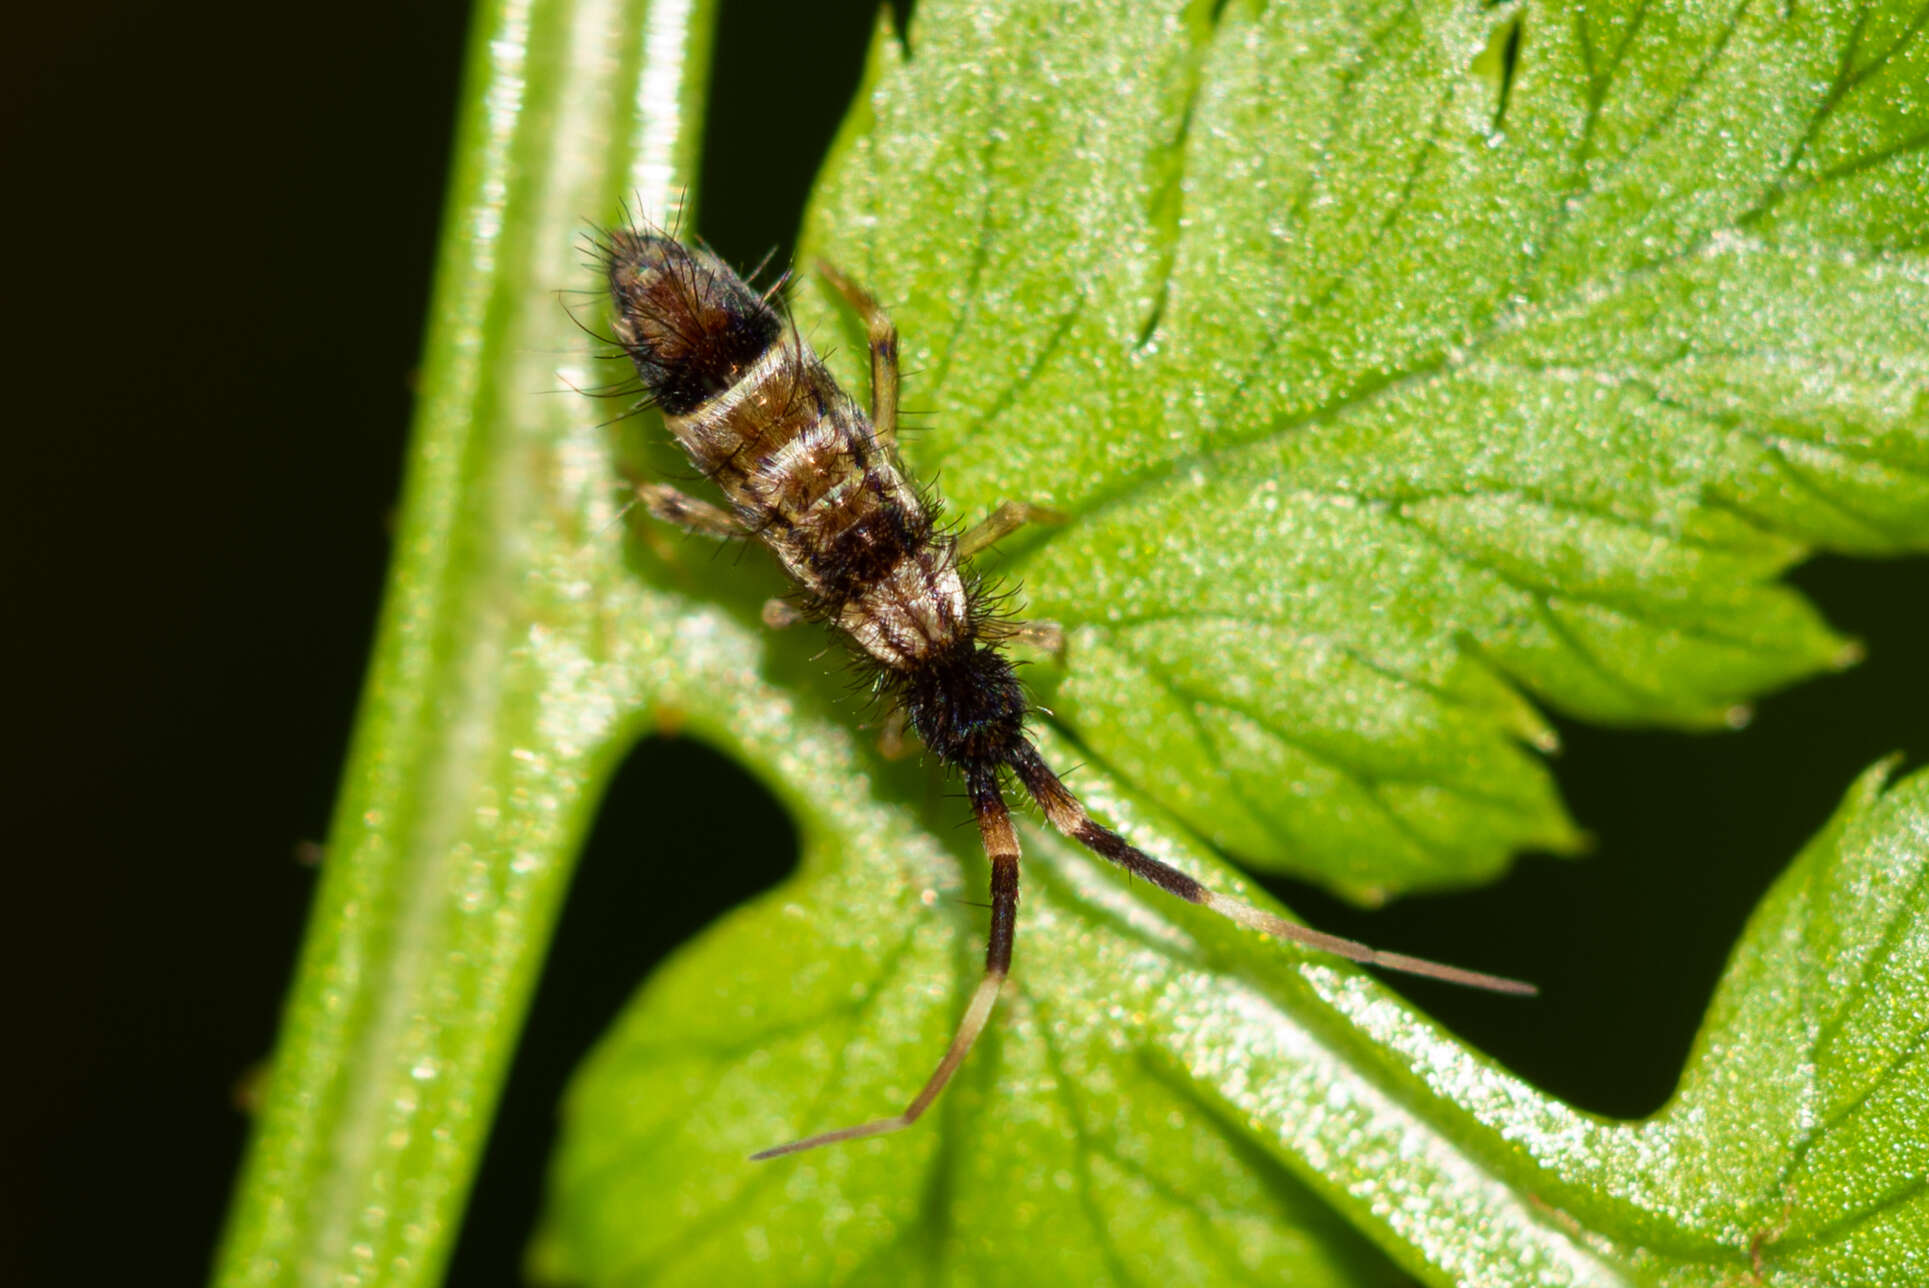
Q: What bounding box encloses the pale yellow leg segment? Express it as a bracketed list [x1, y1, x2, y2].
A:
[637, 482, 744, 538]
[957, 500, 1067, 559]
[761, 598, 804, 630]
[817, 260, 900, 445]
[959, 501, 1068, 658]
[876, 705, 915, 760]
[1001, 619, 1065, 655]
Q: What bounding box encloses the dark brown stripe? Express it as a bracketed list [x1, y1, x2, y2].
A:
[969, 769, 1021, 975]
[1071, 820, 1207, 903]
[1005, 740, 1208, 904]
[809, 493, 928, 607]
[604, 232, 783, 416]
[987, 854, 1019, 975]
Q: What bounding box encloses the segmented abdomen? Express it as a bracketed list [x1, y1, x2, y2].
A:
[605, 230, 973, 670]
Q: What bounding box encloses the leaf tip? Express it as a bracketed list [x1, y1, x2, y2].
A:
[1829, 637, 1867, 670]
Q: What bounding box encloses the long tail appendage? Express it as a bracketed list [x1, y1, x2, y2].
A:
[750, 768, 1022, 1160]
[1004, 741, 1537, 997]
[752, 744, 1533, 1161]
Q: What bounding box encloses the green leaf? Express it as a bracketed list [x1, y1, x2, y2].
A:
[212, 0, 1929, 1282]
[794, 0, 1927, 900]
[538, 752, 1929, 1286]
[533, 0, 1929, 1283]
[532, 718, 1476, 1287]
[1495, 759, 1929, 1284]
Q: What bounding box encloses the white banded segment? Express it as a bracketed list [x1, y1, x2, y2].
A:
[660, 341, 796, 451]
[836, 549, 973, 670]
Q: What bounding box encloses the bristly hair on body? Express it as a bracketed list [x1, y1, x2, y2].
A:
[592, 224, 1536, 1160]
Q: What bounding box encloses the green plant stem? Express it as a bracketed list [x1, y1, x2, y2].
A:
[209, 1, 718, 1283]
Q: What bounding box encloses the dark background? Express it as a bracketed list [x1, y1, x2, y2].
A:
[5, 2, 1926, 1285]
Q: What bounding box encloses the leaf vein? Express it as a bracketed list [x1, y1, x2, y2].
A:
[1120, 640, 1491, 872]
[1384, 502, 1785, 657]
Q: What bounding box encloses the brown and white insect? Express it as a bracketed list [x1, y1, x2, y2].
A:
[595, 226, 1535, 1160]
